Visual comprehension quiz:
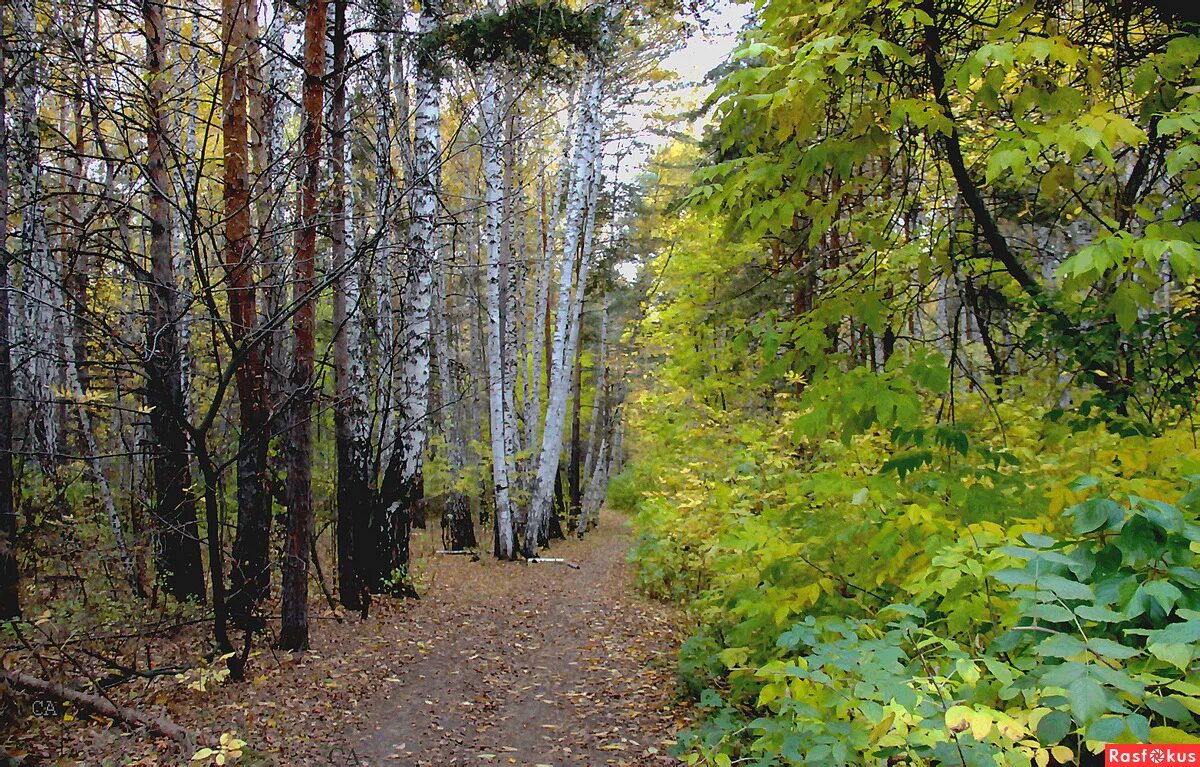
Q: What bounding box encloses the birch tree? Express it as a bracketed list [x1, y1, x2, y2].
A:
[331, 0, 372, 613]
[524, 30, 607, 555]
[0, 17, 17, 620]
[480, 69, 518, 559]
[368, 0, 439, 593]
[13, 0, 60, 462]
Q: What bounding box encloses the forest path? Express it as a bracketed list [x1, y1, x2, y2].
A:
[349, 513, 688, 766]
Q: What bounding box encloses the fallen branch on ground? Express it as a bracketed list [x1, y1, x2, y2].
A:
[527, 557, 581, 570]
[1, 668, 210, 747]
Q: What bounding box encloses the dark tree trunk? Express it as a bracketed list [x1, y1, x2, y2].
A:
[143, 0, 205, 604]
[0, 26, 17, 620]
[542, 467, 566, 546]
[411, 472, 427, 529]
[568, 337, 583, 529]
[370, 459, 419, 598]
[279, 0, 325, 651]
[223, 0, 272, 631]
[442, 491, 476, 550]
[196, 447, 231, 652]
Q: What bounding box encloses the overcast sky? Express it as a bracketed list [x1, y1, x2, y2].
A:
[612, 1, 751, 183]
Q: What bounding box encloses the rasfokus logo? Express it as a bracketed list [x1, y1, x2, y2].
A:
[1106, 745, 1200, 765]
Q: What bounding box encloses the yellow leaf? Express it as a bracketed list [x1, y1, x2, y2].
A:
[1151, 726, 1200, 744]
[968, 710, 993, 741]
[868, 712, 895, 744]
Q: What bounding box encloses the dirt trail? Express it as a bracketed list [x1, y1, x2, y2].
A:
[6, 513, 687, 766]
[350, 513, 688, 766]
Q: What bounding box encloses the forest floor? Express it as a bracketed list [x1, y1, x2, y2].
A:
[7, 512, 691, 766]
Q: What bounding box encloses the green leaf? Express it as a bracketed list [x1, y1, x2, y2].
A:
[1067, 678, 1110, 725]
[1132, 581, 1183, 616]
[1028, 603, 1076, 623]
[1148, 642, 1194, 671]
[1084, 638, 1140, 660]
[1036, 634, 1088, 658]
[1022, 532, 1057, 548]
[1117, 515, 1164, 566]
[1069, 498, 1125, 535]
[1075, 605, 1128, 623]
[1086, 716, 1127, 743]
[1038, 575, 1095, 602]
[1037, 710, 1072, 745]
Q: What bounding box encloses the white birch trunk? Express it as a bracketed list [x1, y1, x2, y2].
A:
[481, 70, 516, 559]
[13, 0, 61, 460]
[373, 2, 399, 469]
[337, 105, 371, 470]
[499, 95, 522, 495]
[525, 51, 606, 555]
[395, 0, 439, 490]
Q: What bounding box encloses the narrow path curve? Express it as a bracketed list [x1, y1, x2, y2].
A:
[351, 513, 689, 766]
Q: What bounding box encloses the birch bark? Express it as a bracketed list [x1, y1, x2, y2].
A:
[13, 0, 60, 461]
[331, 0, 372, 613]
[370, 0, 438, 592]
[524, 48, 606, 556]
[481, 70, 517, 559]
[0, 18, 13, 618]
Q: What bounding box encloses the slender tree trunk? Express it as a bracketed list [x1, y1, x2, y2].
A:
[499, 96, 522, 502]
[369, 0, 439, 593]
[579, 299, 607, 535]
[568, 330, 583, 527]
[481, 70, 517, 560]
[0, 21, 18, 620]
[525, 52, 605, 556]
[249, 0, 288, 412]
[196, 446, 231, 652]
[143, 0, 205, 603]
[223, 0, 272, 630]
[14, 0, 60, 462]
[330, 0, 371, 614]
[580, 438, 607, 533]
[370, 0, 398, 479]
[280, 0, 325, 651]
[525, 169, 550, 452]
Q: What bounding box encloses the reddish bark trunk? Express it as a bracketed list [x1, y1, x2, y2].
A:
[223, 0, 272, 631]
[279, 0, 326, 651]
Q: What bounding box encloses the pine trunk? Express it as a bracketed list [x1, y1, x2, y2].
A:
[223, 0, 272, 630]
[279, 0, 325, 651]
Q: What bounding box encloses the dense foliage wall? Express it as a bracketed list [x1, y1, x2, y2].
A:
[621, 0, 1200, 763]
